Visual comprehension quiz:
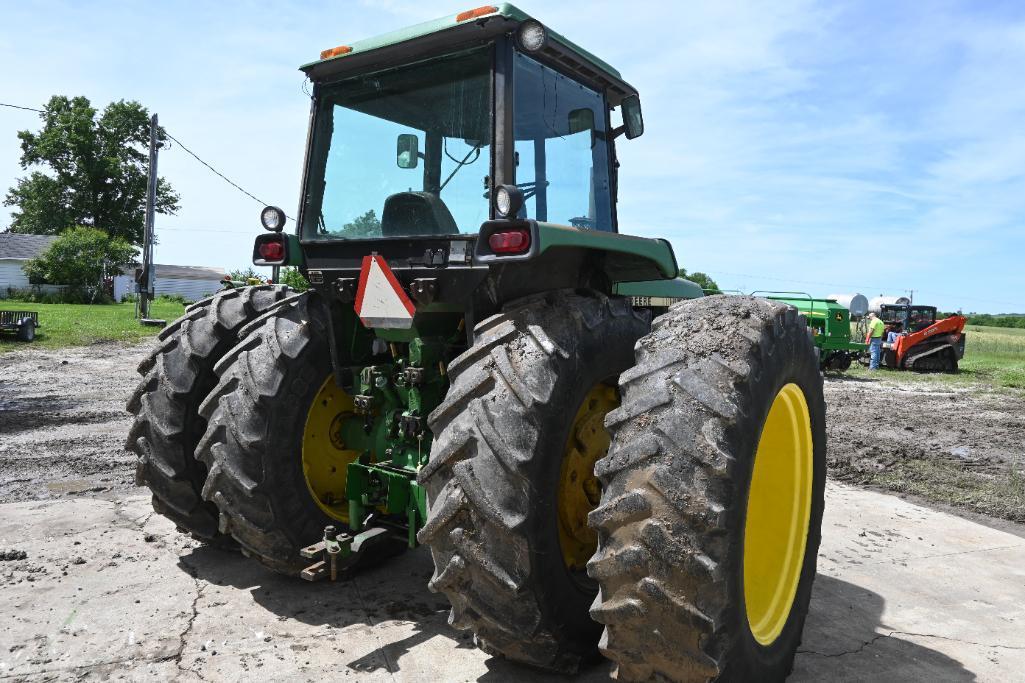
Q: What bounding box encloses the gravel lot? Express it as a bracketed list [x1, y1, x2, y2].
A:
[0, 342, 145, 503]
[2, 340, 1022, 522]
[1, 340, 1024, 681]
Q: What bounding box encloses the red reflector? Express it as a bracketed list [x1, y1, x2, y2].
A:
[456, 5, 498, 22]
[488, 229, 530, 254]
[259, 241, 285, 261]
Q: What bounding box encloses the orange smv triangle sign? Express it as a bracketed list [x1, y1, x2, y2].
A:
[353, 255, 416, 329]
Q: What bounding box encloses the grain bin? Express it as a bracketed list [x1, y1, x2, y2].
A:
[869, 295, 911, 313]
[827, 293, 869, 318]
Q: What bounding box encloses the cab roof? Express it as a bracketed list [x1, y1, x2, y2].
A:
[302, 4, 637, 104]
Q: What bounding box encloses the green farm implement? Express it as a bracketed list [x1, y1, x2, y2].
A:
[758, 292, 867, 371]
[128, 6, 826, 680]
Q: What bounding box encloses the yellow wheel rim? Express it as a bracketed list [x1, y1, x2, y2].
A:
[301, 375, 361, 523]
[743, 383, 814, 646]
[557, 383, 619, 572]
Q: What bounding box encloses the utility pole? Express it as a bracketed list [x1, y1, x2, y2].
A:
[140, 114, 159, 322]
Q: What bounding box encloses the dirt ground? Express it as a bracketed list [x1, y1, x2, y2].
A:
[0, 342, 142, 504]
[824, 373, 1025, 522]
[2, 340, 1023, 523]
[1, 340, 1024, 680]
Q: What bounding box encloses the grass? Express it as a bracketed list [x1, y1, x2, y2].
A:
[835, 457, 1025, 524]
[844, 324, 1025, 390]
[0, 299, 187, 353]
[832, 324, 1025, 523]
[961, 325, 1025, 388]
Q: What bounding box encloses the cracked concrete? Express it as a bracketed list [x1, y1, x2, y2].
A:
[790, 484, 1025, 681]
[0, 484, 1022, 681]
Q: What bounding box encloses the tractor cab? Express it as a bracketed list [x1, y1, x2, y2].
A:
[252, 4, 673, 311]
[296, 9, 639, 239]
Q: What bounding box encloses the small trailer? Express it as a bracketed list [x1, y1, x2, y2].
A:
[0, 310, 39, 342]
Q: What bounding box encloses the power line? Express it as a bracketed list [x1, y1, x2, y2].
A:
[0, 102, 43, 112]
[159, 226, 259, 234]
[715, 269, 1021, 309]
[162, 131, 292, 222]
[2, 100, 290, 221]
[715, 270, 894, 296]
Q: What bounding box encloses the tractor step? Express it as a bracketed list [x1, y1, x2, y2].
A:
[299, 525, 393, 581]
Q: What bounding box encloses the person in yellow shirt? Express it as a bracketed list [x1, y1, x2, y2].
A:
[865, 312, 886, 369]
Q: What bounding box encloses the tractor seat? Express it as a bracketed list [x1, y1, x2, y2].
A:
[381, 192, 458, 237]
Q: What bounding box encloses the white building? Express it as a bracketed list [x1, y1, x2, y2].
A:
[112, 264, 227, 302]
[0, 233, 58, 293]
[1, 233, 226, 303]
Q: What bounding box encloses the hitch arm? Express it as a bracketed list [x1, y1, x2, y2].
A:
[299, 525, 393, 582]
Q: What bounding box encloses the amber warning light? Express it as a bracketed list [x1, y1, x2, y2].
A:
[456, 5, 498, 22]
[319, 45, 353, 60]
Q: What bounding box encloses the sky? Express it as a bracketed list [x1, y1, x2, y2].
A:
[1, 0, 1023, 313]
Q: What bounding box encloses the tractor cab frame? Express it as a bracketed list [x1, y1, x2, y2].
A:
[254, 6, 686, 328]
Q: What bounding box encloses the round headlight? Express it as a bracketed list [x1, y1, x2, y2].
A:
[495, 186, 512, 217]
[493, 184, 524, 218]
[518, 20, 546, 52]
[260, 205, 286, 232]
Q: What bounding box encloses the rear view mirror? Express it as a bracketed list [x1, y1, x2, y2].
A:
[568, 108, 594, 135]
[396, 133, 419, 169]
[621, 95, 644, 139]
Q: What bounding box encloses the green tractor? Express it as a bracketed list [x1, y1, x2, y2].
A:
[127, 6, 826, 680]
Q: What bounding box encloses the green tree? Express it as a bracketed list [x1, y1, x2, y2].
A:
[23, 226, 137, 301]
[679, 268, 720, 292]
[279, 266, 309, 292]
[228, 267, 265, 283]
[4, 95, 179, 244]
[340, 209, 381, 237]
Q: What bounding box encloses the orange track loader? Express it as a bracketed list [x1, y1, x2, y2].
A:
[872, 304, 966, 371]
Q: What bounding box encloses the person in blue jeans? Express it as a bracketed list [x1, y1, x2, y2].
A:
[866, 312, 885, 369]
[886, 323, 902, 345]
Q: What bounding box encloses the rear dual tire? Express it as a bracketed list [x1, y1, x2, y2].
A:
[419, 294, 826, 682]
[418, 290, 650, 671]
[590, 296, 826, 681]
[126, 285, 291, 542]
[194, 291, 342, 575]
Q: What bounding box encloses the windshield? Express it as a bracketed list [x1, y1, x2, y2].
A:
[513, 51, 613, 231]
[302, 48, 491, 240]
[909, 306, 936, 329]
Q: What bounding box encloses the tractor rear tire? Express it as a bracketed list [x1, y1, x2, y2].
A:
[589, 296, 826, 682]
[126, 285, 291, 542]
[195, 291, 342, 575]
[418, 290, 650, 673]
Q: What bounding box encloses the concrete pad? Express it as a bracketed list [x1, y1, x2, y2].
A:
[0, 483, 1023, 681]
[792, 485, 1025, 681]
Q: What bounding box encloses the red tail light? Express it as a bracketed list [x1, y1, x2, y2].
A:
[258, 240, 285, 261]
[488, 229, 530, 254]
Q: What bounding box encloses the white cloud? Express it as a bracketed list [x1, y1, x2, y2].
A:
[0, 0, 1022, 311]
